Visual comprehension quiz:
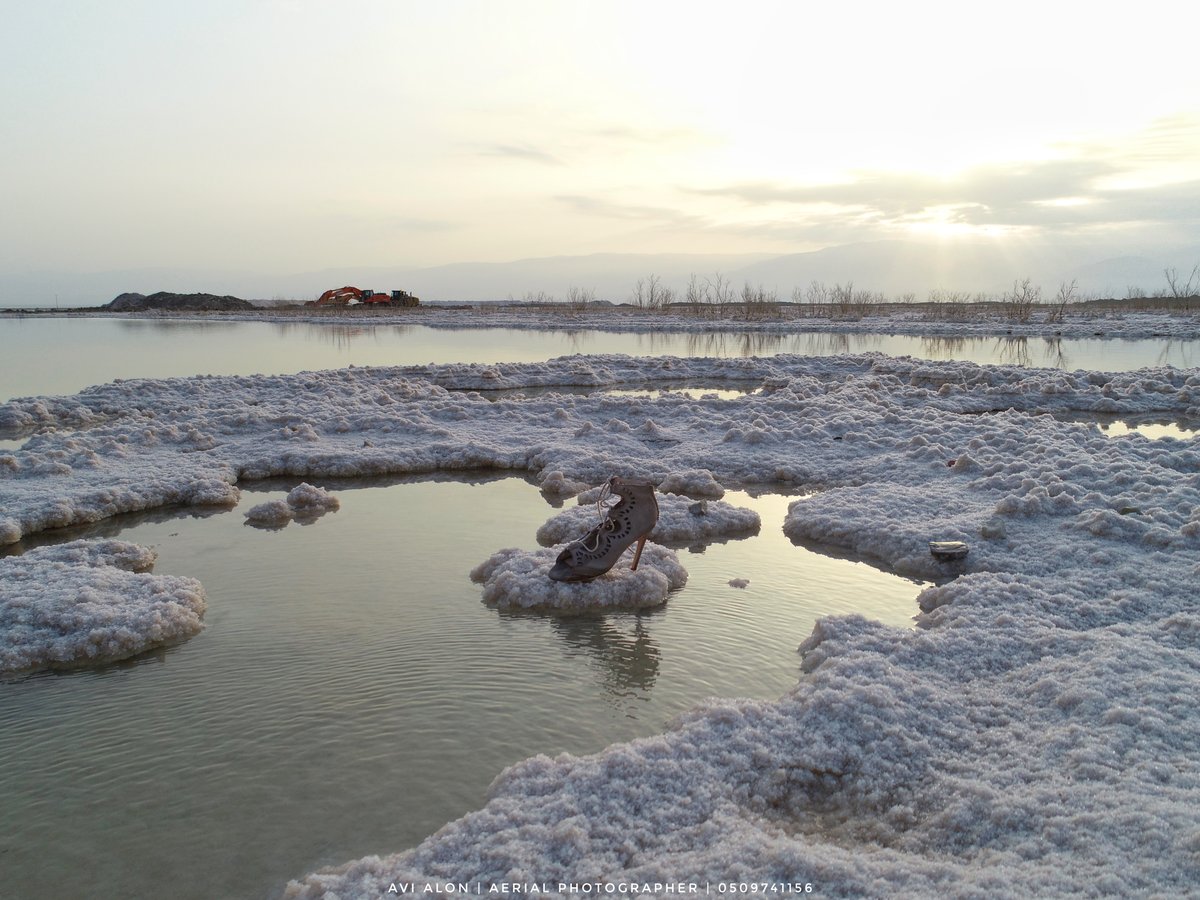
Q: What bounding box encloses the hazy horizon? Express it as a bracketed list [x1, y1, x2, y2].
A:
[3, 1, 1198, 304]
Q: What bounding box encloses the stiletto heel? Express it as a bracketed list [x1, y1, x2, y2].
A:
[630, 534, 648, 571]
[548, 476, 660, 582]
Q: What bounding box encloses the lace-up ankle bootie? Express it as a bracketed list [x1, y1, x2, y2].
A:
[548, 477, 659, 582]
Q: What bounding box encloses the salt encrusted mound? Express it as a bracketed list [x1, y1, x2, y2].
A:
[538, 492, 759, 546]
[469, 543, 687, 612]
[285, 482, 340, 515]
[244, 482, 340, 528]
[656, 468, 725, 499]
[0, 540, 206, 674]
[244, 499, 293, 527]
[537, 469, 591, 497]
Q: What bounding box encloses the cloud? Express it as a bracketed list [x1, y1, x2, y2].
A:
[322, 213, 461, 233]
[477, 144, 563, 165]
[1063, 111, 1200, 167]
[689, 113, 1200, 239]
[383, 217, 462, 233]
[693, 158, 1118, 216]
[555, 194, 706, 229]
[582, 124, 714, 147]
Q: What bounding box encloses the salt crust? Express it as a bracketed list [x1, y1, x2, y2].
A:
[244, 482, 341, 527]
[469, 543, 687, 613]
[2, 351, 1200, 893]
[0, 540, 206, 674]
[537, 492, 760, 547]
[656, 468, 726, 499]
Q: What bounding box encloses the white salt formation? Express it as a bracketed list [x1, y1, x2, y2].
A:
[537, 492, 760, 546]
[243, 482, 340, 528]
[244, 499, 293, 527]
[657, 468, 726, 498]
[0, 540, 206, 674]
[537, 469, 591, 497]
[469, 543, 687, 612]
[285, 481, 340, 514]
[1, 351, 1199, 893]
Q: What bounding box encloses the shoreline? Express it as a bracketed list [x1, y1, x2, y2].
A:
[3, 304, 1200, 341]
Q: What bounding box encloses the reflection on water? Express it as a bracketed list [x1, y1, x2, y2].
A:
[1049, 411, 1199, 441]
[450, 382, 761, 402]
[546, 615, 662, 702]
[2, 317, 1197, 401]
[0, 476, 922, 899]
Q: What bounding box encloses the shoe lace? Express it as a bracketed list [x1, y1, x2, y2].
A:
[580, 477, 618, 552]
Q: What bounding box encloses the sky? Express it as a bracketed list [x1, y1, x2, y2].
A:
[2, 0, 1199, 278]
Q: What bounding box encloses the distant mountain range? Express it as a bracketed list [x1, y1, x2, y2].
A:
[4, 240, 1199, 307]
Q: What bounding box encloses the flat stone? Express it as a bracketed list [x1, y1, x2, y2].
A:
[929, 540, 969, 561]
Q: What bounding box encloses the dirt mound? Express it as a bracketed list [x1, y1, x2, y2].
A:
[105, 292, 256, 311]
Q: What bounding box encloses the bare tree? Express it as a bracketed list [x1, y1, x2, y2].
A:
[685, 273, 710, 314]
[739, 282, 778, 319]
[805, 280, 829, 315]
[648, 274, 667, 309]
[1002, 278, 1041, 322]
[1164, 265, 1200, 298]
[706, 272, 736, 317]
[1046, 279, 1077, 324]
[566, 286, 595, 311]
[927, 289, 971, 321]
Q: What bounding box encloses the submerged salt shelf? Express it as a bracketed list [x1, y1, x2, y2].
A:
[0, 477, 920, 900]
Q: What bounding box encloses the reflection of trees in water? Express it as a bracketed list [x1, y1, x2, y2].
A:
[265, 322, 413, 351]
[791, 333, 852, 356]
[921, 335, 970, 359]
[1042, 337, 1069, 370]
[559, 329, 595, 354]
[635, 332, 674, 356]
[549, 615, 660, 701]
[679, 332, 790, 358]
[992, 337, 1031, 368]
[1157, 339, 1197, 368]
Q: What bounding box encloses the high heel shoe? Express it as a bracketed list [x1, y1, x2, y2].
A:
[547, 476, 659, 582]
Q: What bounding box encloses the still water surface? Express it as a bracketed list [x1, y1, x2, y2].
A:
[0, 475, 924, 899]
[2, 317, 1197, 401]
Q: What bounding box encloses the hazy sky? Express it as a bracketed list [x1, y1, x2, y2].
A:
[3, 0, 1198, 274]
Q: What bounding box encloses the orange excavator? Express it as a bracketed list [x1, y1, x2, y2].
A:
[306, 286, 420, 307]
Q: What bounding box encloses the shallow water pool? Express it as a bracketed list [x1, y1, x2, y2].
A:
[0, 475, 924, 899]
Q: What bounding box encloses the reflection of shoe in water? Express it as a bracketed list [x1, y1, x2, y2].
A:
[548, 476, 659, 582]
